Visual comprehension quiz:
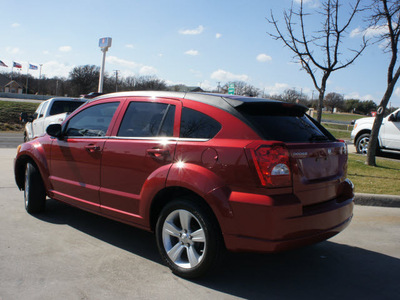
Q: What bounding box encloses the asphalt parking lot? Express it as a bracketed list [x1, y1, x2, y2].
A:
[1, 143, 400, 299]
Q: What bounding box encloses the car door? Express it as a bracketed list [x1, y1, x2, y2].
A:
[99, 98, 180, 223]
[381, 110, 400, 149]
[49, 100, 121, 212]
[32, 101, 48, 138]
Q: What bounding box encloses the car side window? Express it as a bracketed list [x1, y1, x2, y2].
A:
[38, 102, 48, 118]
[33, 102, 44, 119]
[180, 107, 221, 139]
[65, 102, 119, 137]
[117, 102, 175, 137]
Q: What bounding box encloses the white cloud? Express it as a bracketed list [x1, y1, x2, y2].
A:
[11, 23, 20, 28]
[395, 87, 400, 98]
[210, 69, 249, 82]
[351, 25, 388, 38]
[107, 56, 141, 69]
[179, 25, 204, 35]
[199, 80, 215, 91]
[59, 46, 72, 52]
[257, 54, 272, 63]
[294, 0, 320, 8]
[263, 83, 289, 95]
[139, 66, 158, 75]
[43, 50, 50, 55]
[106, 56, 158, 75]
[346, 92, 376, 101]
[42, 61, 74, 78]
[6, 47, 20, 54]
[125, 44, 134, 49]
[216, 33, 222, 39]
[185, 50, 199, 56]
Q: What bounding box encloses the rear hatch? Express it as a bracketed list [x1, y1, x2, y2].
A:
[236, 101, 348, 205]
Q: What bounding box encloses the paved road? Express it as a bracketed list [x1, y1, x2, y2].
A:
[0, 148, 399, 299]
[0, 132, 24, 148]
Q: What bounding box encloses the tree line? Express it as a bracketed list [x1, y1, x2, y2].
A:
[2, 66, 393, 116]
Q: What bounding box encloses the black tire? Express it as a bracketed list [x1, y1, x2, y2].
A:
[155, 198, 224, 278]
[355, 133, 381, 155]
[24, 162, 46, 214]
[355, 133, 370, 154]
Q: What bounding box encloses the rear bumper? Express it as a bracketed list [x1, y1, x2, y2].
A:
[224, 191, 354, 253]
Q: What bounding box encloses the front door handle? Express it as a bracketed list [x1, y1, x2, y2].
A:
[84, 144, 100, 152]
[146, 148, 170, 159]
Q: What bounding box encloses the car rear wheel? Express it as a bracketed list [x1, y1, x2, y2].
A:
[155, 198, 223, 278]
[24, 162, 46, 214]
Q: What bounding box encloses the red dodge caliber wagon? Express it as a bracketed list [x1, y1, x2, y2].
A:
[15, 92, 354, 278]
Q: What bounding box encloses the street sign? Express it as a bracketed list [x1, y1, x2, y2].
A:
[99, 37, 112, 49]
[228, 83, 235, 95]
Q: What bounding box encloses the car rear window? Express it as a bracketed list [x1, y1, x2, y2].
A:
[50, 100, 85, 116]
[237, 103, 335, 143]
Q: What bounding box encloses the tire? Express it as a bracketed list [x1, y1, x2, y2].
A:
[355, 133, 381, 155]
[24, 162, 46, 214]
[355, 133, 370, 154]
[155, 198, 224, 278]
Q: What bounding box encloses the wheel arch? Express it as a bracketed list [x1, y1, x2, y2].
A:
[149, 186, 223, 235]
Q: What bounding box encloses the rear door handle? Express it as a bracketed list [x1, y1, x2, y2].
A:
[85, 144, 101, 152]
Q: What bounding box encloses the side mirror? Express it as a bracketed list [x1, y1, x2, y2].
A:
[20, 112, 28, 123]
[388, 114, 396, 122]
[46, 123, 63, 138]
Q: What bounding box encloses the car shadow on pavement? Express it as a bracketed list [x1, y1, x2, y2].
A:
[36, 199, 399, 299]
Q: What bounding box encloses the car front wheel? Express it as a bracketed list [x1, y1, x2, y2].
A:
[24, 162, 46, 214]
[155, 198, 223, 278]
[356, 133, 370, 154]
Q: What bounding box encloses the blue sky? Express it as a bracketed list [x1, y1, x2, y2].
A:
[1, 0, 400, 107]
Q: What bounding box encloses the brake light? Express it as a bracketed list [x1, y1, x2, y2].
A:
[248, 143, 292, 188]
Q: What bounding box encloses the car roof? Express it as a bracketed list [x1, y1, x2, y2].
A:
[92, 91, 305, 112]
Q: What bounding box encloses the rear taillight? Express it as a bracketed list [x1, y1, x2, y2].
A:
[247, 143, 292, 188]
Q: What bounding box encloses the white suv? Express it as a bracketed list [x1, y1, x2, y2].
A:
[351, 108, 400, 154]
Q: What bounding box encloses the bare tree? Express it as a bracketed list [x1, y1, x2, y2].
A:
[268, 0, 367, 122]
[366, 0, 400, 166]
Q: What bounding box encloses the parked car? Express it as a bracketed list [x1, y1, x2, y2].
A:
[20, 97, 86, 142]
[80, 92, 103, 99]
[351, 108, 400, 154]
[14, 91, 354, 278]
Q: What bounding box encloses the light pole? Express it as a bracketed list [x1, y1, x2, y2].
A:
[114, 70, 119, 92]
[98, 37, 112, 93]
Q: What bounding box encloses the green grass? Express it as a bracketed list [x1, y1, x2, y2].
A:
[323, 122, 354, 140]
[0, 100, 39, 131]
[322, 112, 364, 123]
[347, 153, 400, 195]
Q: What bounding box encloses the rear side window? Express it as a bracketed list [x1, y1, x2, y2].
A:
[118, 102, 175, 137]
[180, 107, 221, 139]
[238, 104, 335, 143]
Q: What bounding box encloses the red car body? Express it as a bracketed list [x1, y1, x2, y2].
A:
[15, 91, 354, 277]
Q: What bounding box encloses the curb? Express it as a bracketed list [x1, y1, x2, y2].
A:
[354, 193, 400, 208]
